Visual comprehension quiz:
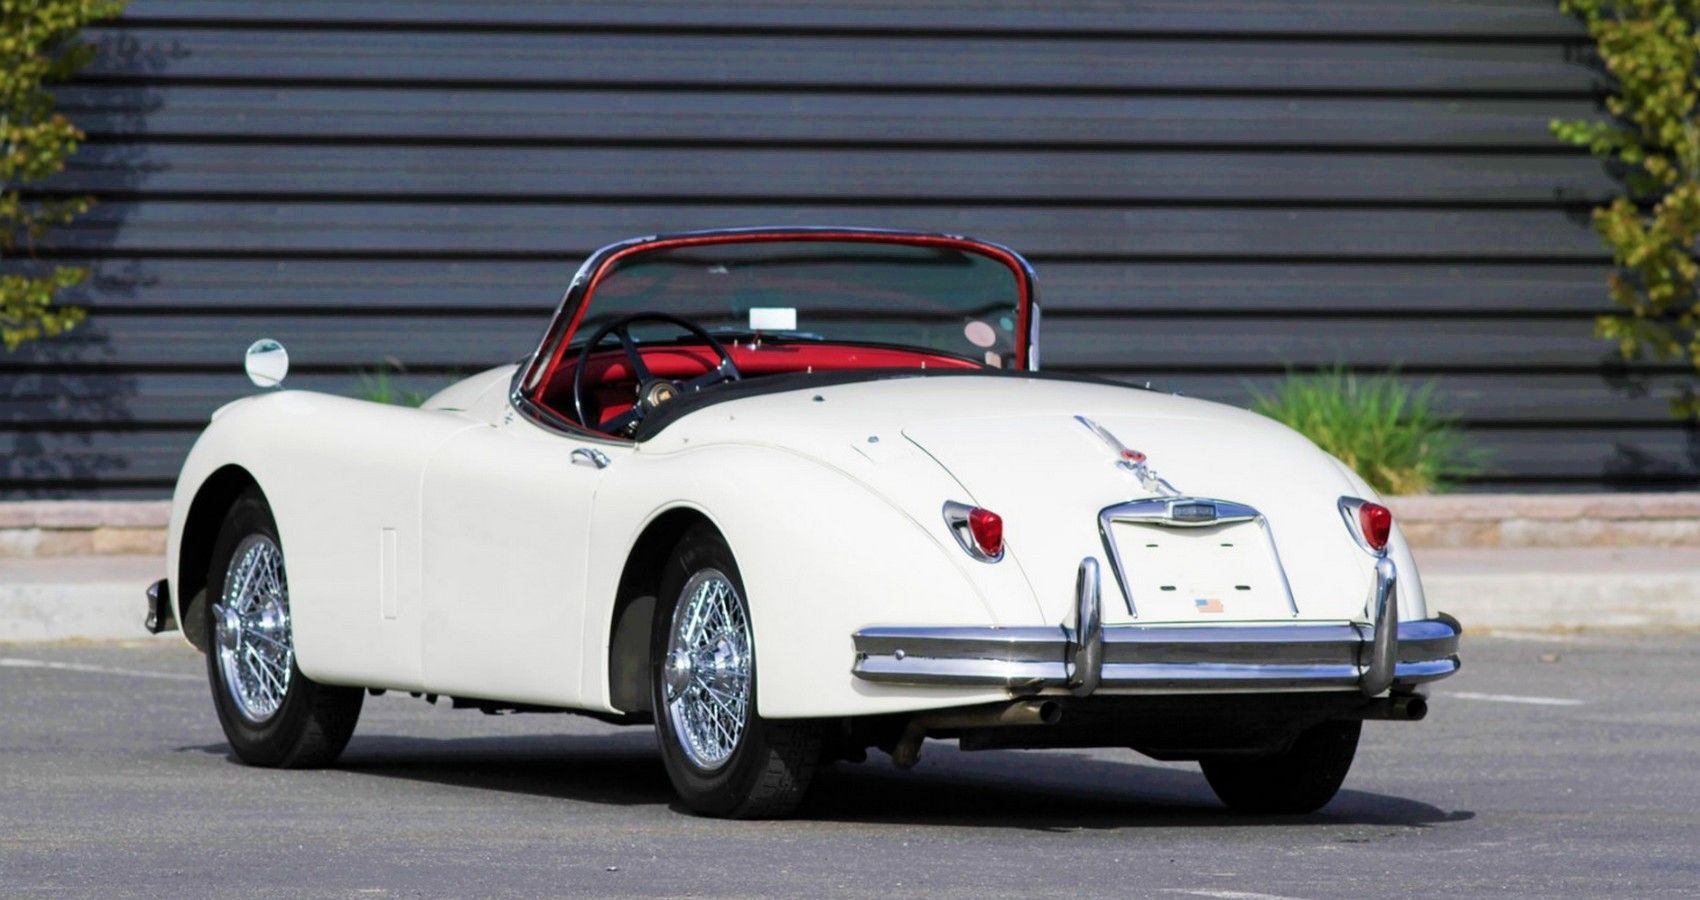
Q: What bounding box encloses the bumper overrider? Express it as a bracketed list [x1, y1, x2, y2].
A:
[852, 556, 1460, 696]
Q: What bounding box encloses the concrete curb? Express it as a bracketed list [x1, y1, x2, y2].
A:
[1417, 547, 1700, 632]
[0, 556, 172, 643]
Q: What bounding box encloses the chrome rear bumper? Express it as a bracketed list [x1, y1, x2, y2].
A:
[852, 557, 1460, 695]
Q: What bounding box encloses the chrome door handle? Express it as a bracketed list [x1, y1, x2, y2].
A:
[571, 447, 611, 469]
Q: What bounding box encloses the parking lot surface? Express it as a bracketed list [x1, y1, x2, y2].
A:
[2, 634, 1696, 897]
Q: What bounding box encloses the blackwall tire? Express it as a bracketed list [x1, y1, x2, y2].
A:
[205, 489, 363, 769]
[650, 523, 822, 818]
[1200, 720, 1361, 814]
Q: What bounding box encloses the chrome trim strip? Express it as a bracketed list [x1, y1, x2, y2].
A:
[1096, 496, 1298, 618]
[1391, 658, 1460, 682]
[1103, 625, 1362, 666]
[852, 626, 1060, 663]
[1097, 662, 1363, 690]
[852, 656, 1066, 687]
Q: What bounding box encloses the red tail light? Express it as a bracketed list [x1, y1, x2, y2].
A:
[967, 507, 1004, 557]
[1357, 502, 1393, 551]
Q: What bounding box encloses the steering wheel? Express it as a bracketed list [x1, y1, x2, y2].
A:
[571, 312, 742, 436]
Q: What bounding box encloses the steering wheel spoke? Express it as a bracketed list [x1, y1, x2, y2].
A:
[571, 312, 743, 435]
[681, 361, 735, 393]
[613, 326, 652, 382]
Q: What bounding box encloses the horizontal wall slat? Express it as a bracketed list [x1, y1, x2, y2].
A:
[56, 143, 1614, 203]
[4, 371, 1686, 426]
[5, 316, 538, 368]
[36, 258, 1616, 314]
[0, 314, 1638, 369]
[58, 87, 1605, 149]
[40, 203, 1606, 258]
[1045, 317, 1627, 370]
[117, 1, 1586, 37]
[7, 426, 1689, 493]
[83, 28, 1596, 93]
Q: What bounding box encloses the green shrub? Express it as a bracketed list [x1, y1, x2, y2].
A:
[355, 358, 433, 407]
[1, 0, 126, 350]
[1249, 368, 1481, 495]
[1551, 0, 1700, 419]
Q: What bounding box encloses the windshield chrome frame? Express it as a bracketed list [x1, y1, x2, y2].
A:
[512, 227, 1041, 437]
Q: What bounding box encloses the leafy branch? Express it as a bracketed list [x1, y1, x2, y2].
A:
[1, 0, 125, 351]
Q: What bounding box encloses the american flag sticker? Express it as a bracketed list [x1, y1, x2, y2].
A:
[1195, 598, 1224, 614]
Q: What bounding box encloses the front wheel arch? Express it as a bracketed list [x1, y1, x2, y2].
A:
[176, 464, 261, 651]
[606, 506, 717, 714]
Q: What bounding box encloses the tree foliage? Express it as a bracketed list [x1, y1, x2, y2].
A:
[1, 0, 124, 351]
[1552, 0, 1700, 418]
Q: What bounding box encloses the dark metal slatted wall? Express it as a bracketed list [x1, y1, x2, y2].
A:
[5, 0, 1696, 496]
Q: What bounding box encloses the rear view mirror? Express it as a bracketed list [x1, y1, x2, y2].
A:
[244, 338, 289, 388]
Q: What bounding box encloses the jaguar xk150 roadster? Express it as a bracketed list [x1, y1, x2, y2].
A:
[147, 227, 1460, 817]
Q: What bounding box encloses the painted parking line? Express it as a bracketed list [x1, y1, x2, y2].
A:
[1169, 884, 1312, 891]
[1448, 690, 1583, 707]
[0, 657, 201, 682]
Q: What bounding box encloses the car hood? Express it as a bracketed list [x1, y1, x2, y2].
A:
[642, 373, 1383, 626]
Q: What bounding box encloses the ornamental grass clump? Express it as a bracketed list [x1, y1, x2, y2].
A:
[1249, 368, 1479, 496]
[355, 357, 433, 407]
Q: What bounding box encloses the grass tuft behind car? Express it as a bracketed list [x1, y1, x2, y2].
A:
[1249, 367, 1482, 495]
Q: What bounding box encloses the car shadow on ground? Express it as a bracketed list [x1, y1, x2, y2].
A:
[188, 730, 1472, 830]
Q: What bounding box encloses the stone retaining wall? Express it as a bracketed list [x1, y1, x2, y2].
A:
[1388, 494, 1700, 549]
[2, 495, 1697, 558]
[0, 502, 170, 558]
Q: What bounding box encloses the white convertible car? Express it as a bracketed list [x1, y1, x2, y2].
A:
[147, 227, 1460, 818]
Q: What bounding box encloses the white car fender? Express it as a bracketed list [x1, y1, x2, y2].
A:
[577, 441, 1040, 719]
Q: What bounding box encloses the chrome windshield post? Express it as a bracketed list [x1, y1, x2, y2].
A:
[1361, 556, 1399, 696]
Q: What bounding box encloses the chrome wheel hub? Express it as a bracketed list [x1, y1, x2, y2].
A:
[212, 534, 293, 723]
[663, 569, 751, 771]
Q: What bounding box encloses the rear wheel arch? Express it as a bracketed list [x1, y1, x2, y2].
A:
[177, 465, 262, 651]
[606, 506, 718, 714]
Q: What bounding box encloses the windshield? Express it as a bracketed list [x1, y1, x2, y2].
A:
[571, 237, 1029, 369]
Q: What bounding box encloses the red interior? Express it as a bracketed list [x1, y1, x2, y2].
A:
[539, 341, 979, 429]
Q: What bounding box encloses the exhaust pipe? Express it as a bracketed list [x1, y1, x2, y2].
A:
[1357, 694, 1428, 721]
[890, 700, 1061, 769]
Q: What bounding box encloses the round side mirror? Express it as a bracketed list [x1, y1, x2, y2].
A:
[244, 338, 289, 388]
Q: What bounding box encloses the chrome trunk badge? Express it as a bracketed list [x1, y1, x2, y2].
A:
[1075, 415, 1181, 497]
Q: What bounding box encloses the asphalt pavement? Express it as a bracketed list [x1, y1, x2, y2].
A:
[1, 635, 1696, 897]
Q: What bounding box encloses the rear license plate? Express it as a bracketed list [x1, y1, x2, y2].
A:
[1110, 519, 1292, 620]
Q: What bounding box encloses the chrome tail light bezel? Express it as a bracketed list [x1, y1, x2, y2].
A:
[1338, 496, 1393, 556]
[942, 500, 1004, 563]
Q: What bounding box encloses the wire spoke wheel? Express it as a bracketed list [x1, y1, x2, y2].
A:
[662, 568, 752, 771]
[212, 533, 293, 723]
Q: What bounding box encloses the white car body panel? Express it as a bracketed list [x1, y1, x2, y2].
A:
[168, 364, 1429, 719]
